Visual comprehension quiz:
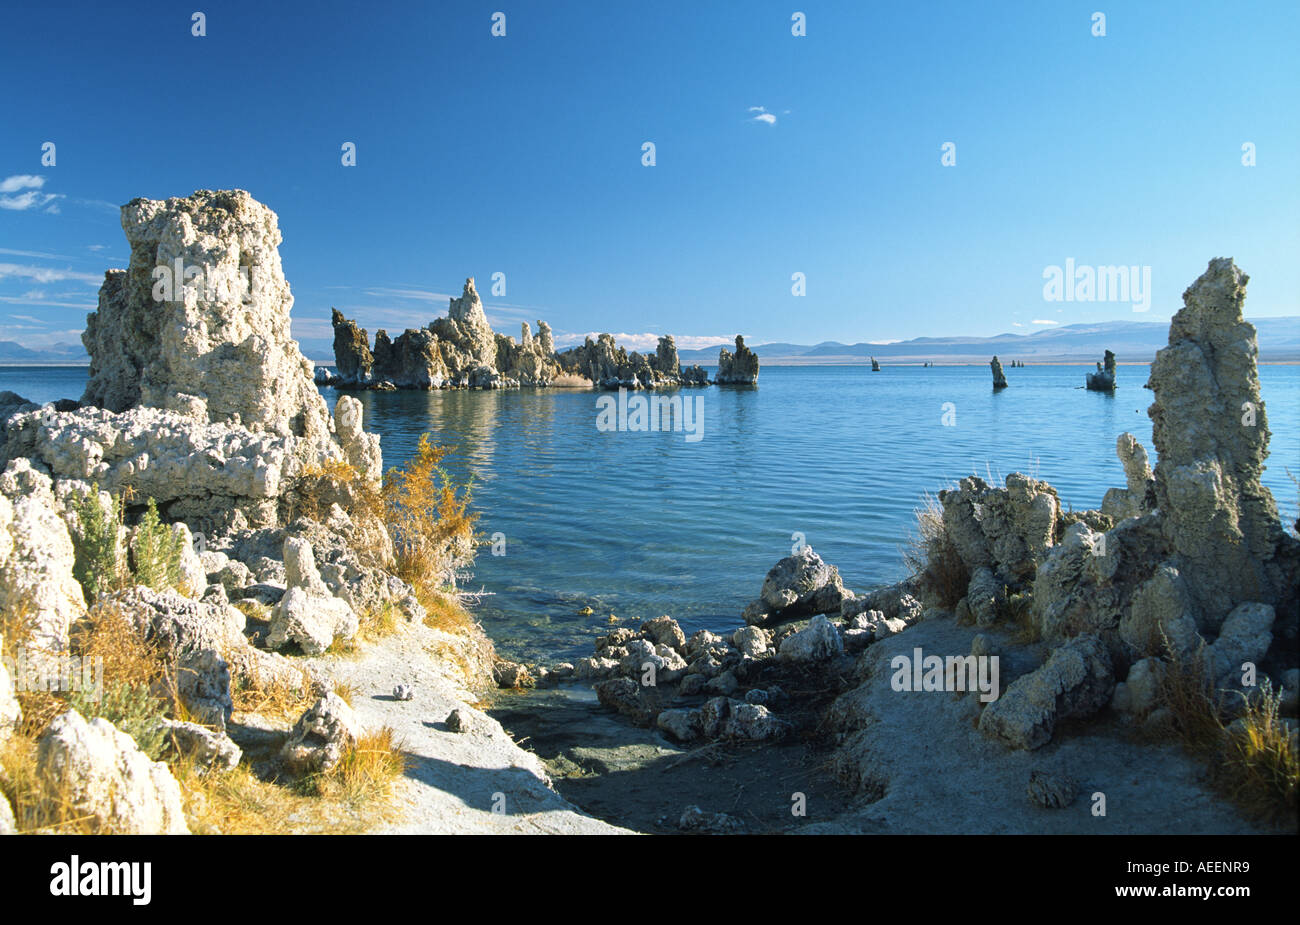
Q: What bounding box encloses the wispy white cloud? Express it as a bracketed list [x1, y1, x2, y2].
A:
[0, 175, 63, 212]
[0, 263, 102, 286]
[1031, 319, 1059, 325]
[0, 175, 44, 194]
[747, 106, 777, 125]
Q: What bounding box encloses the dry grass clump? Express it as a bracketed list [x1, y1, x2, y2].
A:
[903, 491, 969, 610]
[227, 658, 312, 721]
[420, 588, 477, 635]
[1158, 640, 1298, 828]
[303, 726, 407, 808]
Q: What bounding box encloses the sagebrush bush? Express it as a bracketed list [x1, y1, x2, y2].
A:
[70, 485, 125, 601]
[129, 499, 186, 592]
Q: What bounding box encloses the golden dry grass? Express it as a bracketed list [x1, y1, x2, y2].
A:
[902, 491, 969, 610]
[1158, 639, 1298, 828]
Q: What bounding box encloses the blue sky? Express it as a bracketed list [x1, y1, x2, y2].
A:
[2, 0, 1297, 357]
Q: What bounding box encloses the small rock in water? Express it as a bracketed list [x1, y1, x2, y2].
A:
[578, 606, 594, 616]
[1026, 770, 1079, 809]
[393, 684, 415, 701]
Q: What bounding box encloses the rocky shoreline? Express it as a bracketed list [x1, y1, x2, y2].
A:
[1, 189, 1295, 835]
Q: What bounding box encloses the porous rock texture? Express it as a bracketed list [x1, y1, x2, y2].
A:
[82, 190, 333, 453]
[557, 333, 708, 389]
[1, 192, 380, 533]
[742, 546, 852, 626]
[37, 710, 190, 834]
[0, 459, 87, 652]
[1146, 257, 1298, 626]
[333, 278, 565, 389]
[1100, 432, 1155, 521]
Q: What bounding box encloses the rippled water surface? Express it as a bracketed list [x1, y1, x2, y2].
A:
[5, 363, 1297, 662]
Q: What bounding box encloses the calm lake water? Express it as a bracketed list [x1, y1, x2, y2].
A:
[4, 363, 1297, 663]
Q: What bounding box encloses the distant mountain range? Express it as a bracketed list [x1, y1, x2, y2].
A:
[7, 316, 1298, 368]
[0, 341, 89, 365]
[676, 317, 1300, 365]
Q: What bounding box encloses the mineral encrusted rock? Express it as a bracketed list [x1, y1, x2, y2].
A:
[978, 633, 1114, 750]
[267, 536, 359, 655]
[280, 693, 359, 775]
[156, 718, 242, 772]
[990, 356, 1008, 390]
[557, 333, 708, 389]
[2, 191, 381, 532]
[1146, 257, 1299, 626]
[742, 546, 851, 626]
[331, 308, 374, 384]
[938, 474, 1060, 586]
[332, 278, 566, 389]
[82, 190, 333, 455]
[1100, 433, 1155, 521]
[715, 335, 760, 385]
[118, 585, 241, 729]
[37, 710, 190, 834]
[1085, 349, 1117, 391]
[0, 459, 87, 652]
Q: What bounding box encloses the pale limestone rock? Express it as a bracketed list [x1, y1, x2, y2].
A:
[715, 335, 760, 385]
[979, 633, 1114, 750]
[37, 710, 189, 834]
[777, 615, 844, 662]
[1206, 602, 1274, 686]
[82, 190, 333, 456]
[267, 537, 358, 655]
[280, 693, 359, 775]
[1101, 433, 1154, 521]
[743, 546, 849, 626]
[1147, 257, 1300, 628]
[0, 459, 86, 652]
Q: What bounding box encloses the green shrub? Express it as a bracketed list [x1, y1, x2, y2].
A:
[66, 679, 168, 761]
[71, 485, 125, 601]
[130, 499, 186, 592]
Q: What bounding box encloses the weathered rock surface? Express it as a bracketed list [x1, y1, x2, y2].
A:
[117, 586, 240, 729]
[714, 335, 760, 385]
[0, 459, 86, 652]
[1101, 433, 1155, 521]
[939, 474, 1060, 585]
[331, 308, 373, 383]
[777, 615, 844, 662]
[1085, 349, 1117, 391]
[267, 536, 359, 655]
[742, 546, 850, 626]
[37, 710, 189, 834]
[332, 278, 566, 389]
[157, 718, 242, 772]
[557, 333, 708, 389]
[991, 355, 1008, 390]
[978, 633, 1114, 750]
[280, 692, 359, 775]
[1146, 257, 1300, 629]
[82, 190, 333, 456]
